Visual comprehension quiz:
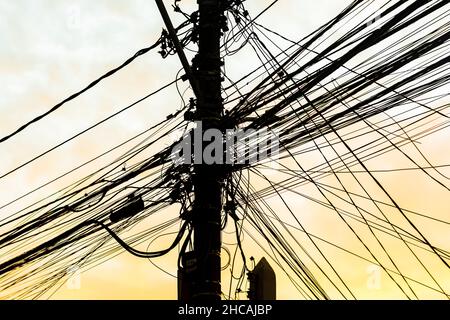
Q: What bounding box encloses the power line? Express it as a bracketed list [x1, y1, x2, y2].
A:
[0, 40, 162, 145]
[0, 77, 180, 181]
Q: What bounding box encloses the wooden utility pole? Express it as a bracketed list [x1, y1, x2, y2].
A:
[191, 0, 224, 301]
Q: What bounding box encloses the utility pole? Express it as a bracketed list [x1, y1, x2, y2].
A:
[191, 0, 224, 301]
[156, 0, 225, 301]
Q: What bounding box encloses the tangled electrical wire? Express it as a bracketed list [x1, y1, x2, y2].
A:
[0, 0, 450, 300]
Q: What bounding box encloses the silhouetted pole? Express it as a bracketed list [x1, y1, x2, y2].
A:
[191, 0, 224, 301]
[155, 0, 224, 301]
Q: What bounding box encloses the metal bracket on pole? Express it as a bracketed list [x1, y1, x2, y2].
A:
[155, 0, 200, 98]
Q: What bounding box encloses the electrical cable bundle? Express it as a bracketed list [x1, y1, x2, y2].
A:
[0, 0, 449, 299]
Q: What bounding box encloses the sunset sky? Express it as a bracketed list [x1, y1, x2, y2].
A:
[0, 0, 449, 300]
